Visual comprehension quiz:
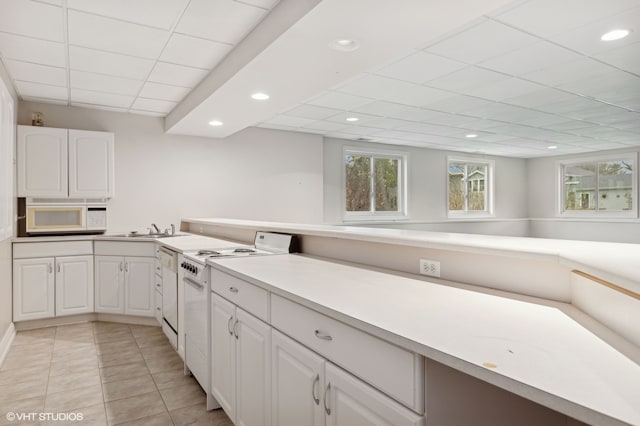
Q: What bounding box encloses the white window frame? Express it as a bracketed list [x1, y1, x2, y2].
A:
[342, 147, 408, 221]
[557, 152, 637, 218]
[447, 156, 495, 218]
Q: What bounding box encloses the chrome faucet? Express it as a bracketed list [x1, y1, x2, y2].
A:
[164, 224, 176, 236]
[151, 223, 160, 234]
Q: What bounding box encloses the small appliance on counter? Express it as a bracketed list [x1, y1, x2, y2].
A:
[18, 197, 108, 236]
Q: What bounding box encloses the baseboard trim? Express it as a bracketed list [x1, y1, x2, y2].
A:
[0, 323, 16, 368]
[14, 314, 161, 331]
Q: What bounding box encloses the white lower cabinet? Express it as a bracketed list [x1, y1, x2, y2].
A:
[13, 255, 93, 321]
[271, 329, 424, 426]
[13, 257, 55, 321]
[211, 293, 271, 426]
[95, 256, 155, 316]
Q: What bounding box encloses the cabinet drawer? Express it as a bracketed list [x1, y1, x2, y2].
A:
[210, 269, 268, 322]
[271, 294, 424, 413]
[13, 241, 93, 258]
[94, 241, 155, 257]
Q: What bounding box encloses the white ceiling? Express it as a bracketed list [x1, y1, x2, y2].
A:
[1, 0, 639, 158]
[0, 0, 279, 115]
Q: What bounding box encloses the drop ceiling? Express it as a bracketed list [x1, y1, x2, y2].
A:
[0, 0, 639, 158]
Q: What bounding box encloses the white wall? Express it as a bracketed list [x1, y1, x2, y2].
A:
[0, 61, 17, 344]
[527, 148, 640, 243]
[18, 102, 324, 232]
[323, 137, 529, 234]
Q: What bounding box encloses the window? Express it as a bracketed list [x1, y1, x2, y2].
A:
[448, 157, 494, 215]
[559, 154, 636, 216]
[344, 149, 406, 219]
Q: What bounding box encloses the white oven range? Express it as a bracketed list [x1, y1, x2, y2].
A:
[181, 231, 298, 410]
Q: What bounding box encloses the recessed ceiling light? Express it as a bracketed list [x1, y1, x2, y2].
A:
[547, 145, 558, 150]
[601, 29, 630, 41]
[465, 134, 478, 138]
[251, 92, 269, 100]
[329, 38, 360, 52]
[209, 120, 223, 126]
[346, 117, 359, 122]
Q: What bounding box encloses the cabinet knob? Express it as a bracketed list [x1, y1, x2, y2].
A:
[323, 383, 331, 415]
[312, 374, 320, 405]
[314, 330, 333, 341]
[229, 286, 239, 294]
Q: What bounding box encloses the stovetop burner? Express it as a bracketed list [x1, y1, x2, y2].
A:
[232, 248, 256, 253]
[197, 249, 219, 256]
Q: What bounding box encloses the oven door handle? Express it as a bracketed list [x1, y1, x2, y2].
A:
[184, 276, 204, 290]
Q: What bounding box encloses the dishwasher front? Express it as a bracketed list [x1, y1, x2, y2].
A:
[159, 246, 178, 349]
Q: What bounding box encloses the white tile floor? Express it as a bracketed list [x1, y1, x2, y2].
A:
[0, 322, 233, 425]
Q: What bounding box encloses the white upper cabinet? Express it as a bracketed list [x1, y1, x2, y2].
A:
[17, 126, 68, 198]
[17, 125, 115, 198]
[68, 129, 115, 198]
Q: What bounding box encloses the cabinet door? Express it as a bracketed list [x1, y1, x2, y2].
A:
[68, 129, 115, 198]
[124, 257, 155, 317]
[94, 255, 125, 314]
[211, 293, 237, 421]
[13, 257, 55, 321]
[236, 308, 271, 426]
[272, 330, 324, 426]
[17, 126, 68, 197]
[56, 255, 94, 316]
[324, 363, 425, 426]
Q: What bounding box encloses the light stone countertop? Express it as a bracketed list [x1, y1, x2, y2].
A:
[208, 253, 640, 426]
[184, 218, 640, 294]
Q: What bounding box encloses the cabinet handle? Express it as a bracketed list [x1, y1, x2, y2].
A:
[57, 263, 61, 273]
[314, 330, 332, 341]
[233, 319, 239, 340]
[125, 262, 129, 273]
[49, 263, 53, 274]
[156, 307, 161, 311]
[323, 383, 331, 415]
[119, 261, 123, 272]
[227, 316, 234, 336]
[312, 374, 320, 405]
[229, 286, 239, 293]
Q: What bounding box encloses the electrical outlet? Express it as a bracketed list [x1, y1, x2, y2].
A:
[419, 259, 440, 277]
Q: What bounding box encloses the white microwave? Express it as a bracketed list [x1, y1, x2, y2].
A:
[26, 203, 107, 234]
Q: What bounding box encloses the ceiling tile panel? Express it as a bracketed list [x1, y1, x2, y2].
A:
[478, 41, 583, 76]
[338, 75, 452, 107]
[22, 95, 67, 104]
[0, 33, 65, 67]
[550, 8, 640, 55]
[15, 81, 67, 100]
[131, 98, 177, 114]
[147, 62, 208, 88]
[68, 10, 169, 59]
[468, 78, 544, 102]
[593, 42, 640, 75]
[502, 88, 578, 109]
[422, 95, 494, 114]
[307, 91, 373, 110]
[557, 70, 639, 100]
[396, 122, 462, 137]
[0, 0, 64, 42]
[351, 101, 412, 117]
[325, 112, 380, 125]
[426, 66, 509, 93]
[67, 0, 189, 30]
[374, 51, 466, 84]
[364, 117, 417, 130]
[492, 0, 639, 38]
[284, 105, 343, 120]
[69, 46, 155, 80]
[71, 102, 128, 113]
[522, 57, 614, 87]
[176, 0, 267, 44]
[70, 88, 134, 108]
[160, 34, 233, 70]
[139, 82, 191, 102]
[4, 60, 66, 87]
[70, 70, 143, 96]
[426, 19, 538, 64]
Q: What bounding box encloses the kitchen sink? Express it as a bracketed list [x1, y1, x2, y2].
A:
[109, 232, 186, 238]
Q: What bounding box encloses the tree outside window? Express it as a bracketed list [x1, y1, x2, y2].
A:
[448, 158, 493, 215]
[562, 157, 634, 213]
[345, 150, 405, 218]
